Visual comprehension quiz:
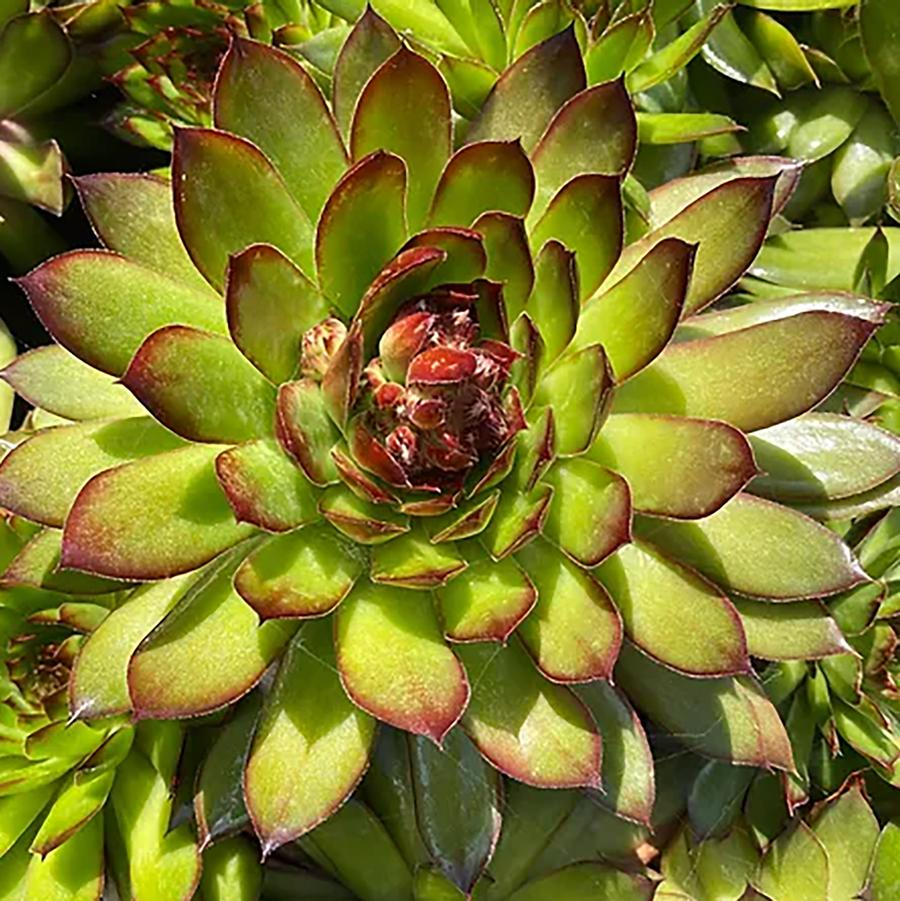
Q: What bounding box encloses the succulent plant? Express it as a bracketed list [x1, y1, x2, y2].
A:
[0, 10, 895, 894]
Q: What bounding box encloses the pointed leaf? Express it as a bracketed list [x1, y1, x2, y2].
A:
[869, 822, 900, 901]
[0, 12, 70, 118]
[481, 482, 553, 560]
[573, 238, 692, 379]
[637, 493, 867, 600]
[588, 414, 756, 518]
[336, 582, 469, 743]
[507, 862, 654, 901]
[350, 47, 450, 230]
[31, 768, 114, 857]
[456, 639, 602, 788]
[315, 151, 407, 317]
[214, 38, 348, 221]
[74, 173, 216, 297]
[752, 822, 829, 901]
[541, 458, 631, 567]
[215, 439, 318, 532]
[61, 444, 255, 580]
[615, 312, 881, 432]
[319, 485, 409, 544]
[402, 228, 485, 287]
[516, 537, 622, 682]
[466, 28, 586, 152]
[0, 417, 184, 528]
[371, 526, 467, 589]
[531, 174, 623, 302]
[526, 240, 577, 363]
[276, 379, 340, 486]
[69, 576, 192, 720]
[750, 413, 900, 501]
[129, 547, 296, 718]
[598, 540, 749, 676]
[246, 620, 376, 853]
[860, 0, 900, 124]
[531, 80, 636, 221]
[226, 244, 331, 384]
[0, 346, 143, 421]
[173, 127, 314, 290]
[16, 250, 226, 376]
[21, 811, 104, 901]
[234, 525, 361, 619]
[735, 597, 849, 660]
[122, 326, 276, 443]
[429, 141, 535, 228]
[472, 212, 534, 322]
[616, 643, 794, 769]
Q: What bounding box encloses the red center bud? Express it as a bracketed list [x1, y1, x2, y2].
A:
[300, 317, 348, 380]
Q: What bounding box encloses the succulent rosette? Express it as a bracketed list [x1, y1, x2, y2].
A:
[0, 9, 894, 881]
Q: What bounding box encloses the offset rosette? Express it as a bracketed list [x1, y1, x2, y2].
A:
[0, 11, 894, 879]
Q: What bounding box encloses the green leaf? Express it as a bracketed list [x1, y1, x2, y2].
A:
[584, 13, 654, 85]
[129, 546, 296, 718]
[74, 173, 217, 297]
[526, 240, 577, 361]
[530, 80, 635, 222]
[636, 493, 867, 599]
[472, 212, 534, 322]
[741, 9, 819, 91]
[614, 310, 880, 432]
[0, 138, 65, 215]
[456, 639, 602, 788]
[198, 836, 263, 901]
[0, 346, 143, 421]
[62, 444, 255, 580]
[753, 821, 829, 901]
[466, 28, 586, 152]
[226, 244, 331, 384]
[589, 413, 755, 518]
[438, 56, 497, 120]
[0, 417, 183, 528]
[734, 597, 849, 660]
[16, 250, 227, 376]
[246, 620, 376, 853]
[214, 38, 348, 221]
[530, 175, 623, 302]
[637, 112, 742, 144]
[332, 7, 400, 139]
[319, 485, 409, 543]
[599, 540, 748, 676]
[371, 526, 467, 588]
[215, 439, 319, 532]
[506, 862, 654, 901]
[429, 141, 535, 228]
[21, 811, 104, 900]
[409, 729, 501, 892]
[869, 822, 900, 901]
[173, 128, 314, 290]
[616, 643, 794, 768]
[0, 12, 71, 118]
[276, 379, 340, 486]
[315, 151, 407, 317]
[350, 47, 450, 231]
[750, 413, 900, 502]
[335, 582, 468, 743]
[235, 525, 361, 619]
[30, 768, 115, 856]
[69, 575, 193, 720]
[121, 327, 276, 443]
[0, 785, 56, 856]
[516, 537, 622, 681]
[786, 87, 867, 163]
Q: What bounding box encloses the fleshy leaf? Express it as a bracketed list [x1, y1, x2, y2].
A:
[614, 311, 880, 432]
[616, 643, 794, 769]
[507, 863, 654, 901]
[541, 458, 631, 567]
[466, 28, 586, 152]
[434, 543, 536, 643]
[16, 250, 227, 376]
[402, 228, 486, 288]
[319, 485, 409, 544]
[734, 598, 850, 660]
[0, 417, 183, 528]
[597, 541, 749, 676]
[122, 326, 277, 443]
[606, 176, 778, 315]
[128, 547, 296, 718]
[214, 38, 348, 221]
[234, 525, 362, 619]
[276, 379, 340, 486]
[315, 151, 407, 317]
[62, 444, 255, 580]
[481, 482, 553, 560]
[456, 639, 602, 788]
[429, 141, 535, 228]
[371, 526, 467, 588]
[530, 80, 636, 221]
[752, 822, 829, 901]
[173, 128, 314, 290]
[225, 244, 331, 384]
[516, 538, 622, 682]
[245, 620, 376, 854]
[215, 439, 318, 532]
[335, 582, 468, 743]
[860, 0, 900, 124]
[636, 493, 867, 600]
[750, 413, 900, 501]
[588, 414, 756, 518]
[472, 212, 535, 322]
[530, 174, 622, 302]
[572, 238, 693, 378]
[0, 12, 70, 118]
[69, 576, 192, 720]
[526, 241, 577, 364]
[0, 346, 143, 421]
[350, 47, 450, 231]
